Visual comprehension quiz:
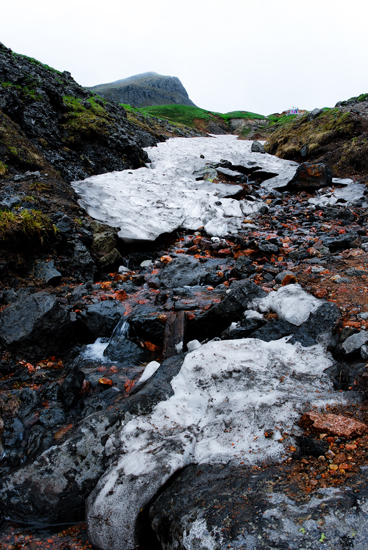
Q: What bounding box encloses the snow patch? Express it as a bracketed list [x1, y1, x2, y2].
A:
[255, 284, 321, 326]
[87, 337, 344, 550]
[72, 136, 298, 241]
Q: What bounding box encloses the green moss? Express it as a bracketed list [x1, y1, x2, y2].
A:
[61, 95, 112, 139]
[0, 209, 57, 243]
[0, 161, 7, 176]
[265, 108, 355, 160]
[0, 81, 42, 101]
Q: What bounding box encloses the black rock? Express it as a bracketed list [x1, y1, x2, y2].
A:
[34, 259, 62, 285]
[322, 232, 358, 252]
[78, 300, 126, 340]
[0, 291, 72, 357]
[60, 368, 85, 409]
[188, 279, 266, 341]
[103, 319, 146, 365]
[158, 256, 204, 288]
[287, 162, 333, 191]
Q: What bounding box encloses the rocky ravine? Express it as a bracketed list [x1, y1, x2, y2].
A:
[1, 126, 368, 550]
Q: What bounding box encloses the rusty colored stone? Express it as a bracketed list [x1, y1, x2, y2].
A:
[314, 288, 328, 298]
[160, 255, 172, 264]
[300, 412, 368, 439]
[281, 274, 297, 286]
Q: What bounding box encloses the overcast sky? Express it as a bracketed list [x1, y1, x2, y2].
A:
[1, 0, 367, 115]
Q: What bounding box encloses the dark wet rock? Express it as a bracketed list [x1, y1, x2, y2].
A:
[129, 314, 165, 347]
[251, 140, 265, 153]
[60, 368, 85, 409]
[158, 256, 204, 288]
[287, 162, 333, 191]
[0, 291, 72, 357]
[98, 248, 123, 270]
[39, 407, 66, 428]
[103, 319, 146, 364]
[321, 231, 358, 252]
[257, 239, 279, 253]
[346, 267, 368, 277]
[78, 300, 125, 340]
[0, 354, 184, 524]
[26, 425, 54, 459]
[148, 461, 368, 550]
[307, 107, 324, 121]
[221, 316, 266, 340]
[55, 214, 74, 237]
[250, 319, 296, 342]
[251, 303, 340, 347]
[295, 434, 328, 458]
[188, 279, 267, 341]
[33, 259, 62, 285]
[69, 240, 96, 281]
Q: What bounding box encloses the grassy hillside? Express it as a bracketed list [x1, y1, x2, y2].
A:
[138, 105, 265, 127]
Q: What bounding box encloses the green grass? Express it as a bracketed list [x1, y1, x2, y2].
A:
[268, 114, 298, 126]
[0, 209, 58, 242]
[216, 110, 265, 121]
[137, 104, 265, 129]
[139, 105, 215, 126]
[1, 82, 42, 101]
[62, 96, 112, 139]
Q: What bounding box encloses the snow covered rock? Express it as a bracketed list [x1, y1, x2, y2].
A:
[87, 337, 342, 550]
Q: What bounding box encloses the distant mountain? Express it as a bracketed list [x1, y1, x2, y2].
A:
[88, 72, 196, 108]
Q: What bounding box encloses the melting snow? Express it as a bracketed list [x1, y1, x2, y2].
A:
[87, 337, 344, 550]
[72, 136, 298, 241]
[255, 284, 321, 326]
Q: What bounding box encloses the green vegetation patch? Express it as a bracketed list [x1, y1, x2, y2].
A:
[139, 105, 215, 127]
[218, 110, 266, 122]
[0, 209, 57, 243]
[0, 82, 42, 101]
[62, 96, 112, 139]
[265, 108, 355, 159]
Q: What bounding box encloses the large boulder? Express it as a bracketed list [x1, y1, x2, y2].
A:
[148, 461, 368, 550]
[159, 256, 205, 288]
[287, 163, 332, 191]
[0, 292, 71, 357]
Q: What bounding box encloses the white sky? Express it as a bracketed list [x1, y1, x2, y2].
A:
[1, 0, 367, 115]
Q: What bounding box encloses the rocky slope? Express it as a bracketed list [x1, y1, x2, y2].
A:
[265, 99, 368, 183]
[88, 72, 196, 108]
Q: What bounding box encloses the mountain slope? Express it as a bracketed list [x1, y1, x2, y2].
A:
[88, 72, 196, 108]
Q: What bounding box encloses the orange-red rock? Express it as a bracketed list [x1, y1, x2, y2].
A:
[300, 412, 367, 439]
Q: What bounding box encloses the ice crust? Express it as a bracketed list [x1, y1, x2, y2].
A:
[87, 337, 344, 550]
[72, 136, 298, 241]
[308, 181, 367, 207]
[255, 284, 321, 326]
